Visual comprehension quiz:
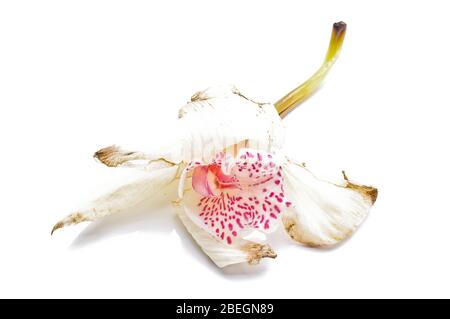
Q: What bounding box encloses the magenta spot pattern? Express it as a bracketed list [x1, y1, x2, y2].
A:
[186, 150, 292, 245]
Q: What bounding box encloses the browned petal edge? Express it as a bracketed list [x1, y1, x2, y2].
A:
[189, 86, 265, 106]
[241, 243, 277, 265]
[190, 91, 202, 102]
[283, 215, 306, 245]
[342, 171, 378, 204]
[190, 90, 207, 102]
[51, 212, 89, 235]
[282, 215, 323, 247]
[283, 213, 353, 247]
[190, 86, 240, 102]
[93, 145, 132, 167]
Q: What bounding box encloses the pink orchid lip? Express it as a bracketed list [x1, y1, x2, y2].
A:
[192, 165, 215, 197]
[192, 164, 239, 197]
[208, 165, 240, 189]
[188, 149, 292, 245]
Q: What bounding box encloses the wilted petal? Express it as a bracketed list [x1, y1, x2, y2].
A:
[175, 202, 276, 268]
[51, 165, 179, 234]
[282, 160, 377, 247]
[94, 86, 284, 171]
[178, 85, 285, 163]
[94, 144, 183, 170]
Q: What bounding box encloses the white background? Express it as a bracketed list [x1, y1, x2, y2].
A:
[1, 0, 449, 298]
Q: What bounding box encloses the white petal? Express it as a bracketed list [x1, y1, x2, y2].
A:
[282, 160, 377, 247]
[177, 85, 285, 163]
[94, 86, 285, 170]
[94, 144, 183, 170]
[51, 165, 179, 234]
[175, 202, 277, 268]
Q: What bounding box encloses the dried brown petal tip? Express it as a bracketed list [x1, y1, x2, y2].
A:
[51, 221, 64, 235]
[94, 145, 122, 167]
[342, 171, 378, 204]
[94, 145, 140, 167]
[242, 243, 277, 265]
[50, 212, 89, 235]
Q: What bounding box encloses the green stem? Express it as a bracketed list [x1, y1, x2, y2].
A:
[275, 22, 347, 118]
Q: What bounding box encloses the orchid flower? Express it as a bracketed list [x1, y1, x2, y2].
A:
[52, 22, 377, 268]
